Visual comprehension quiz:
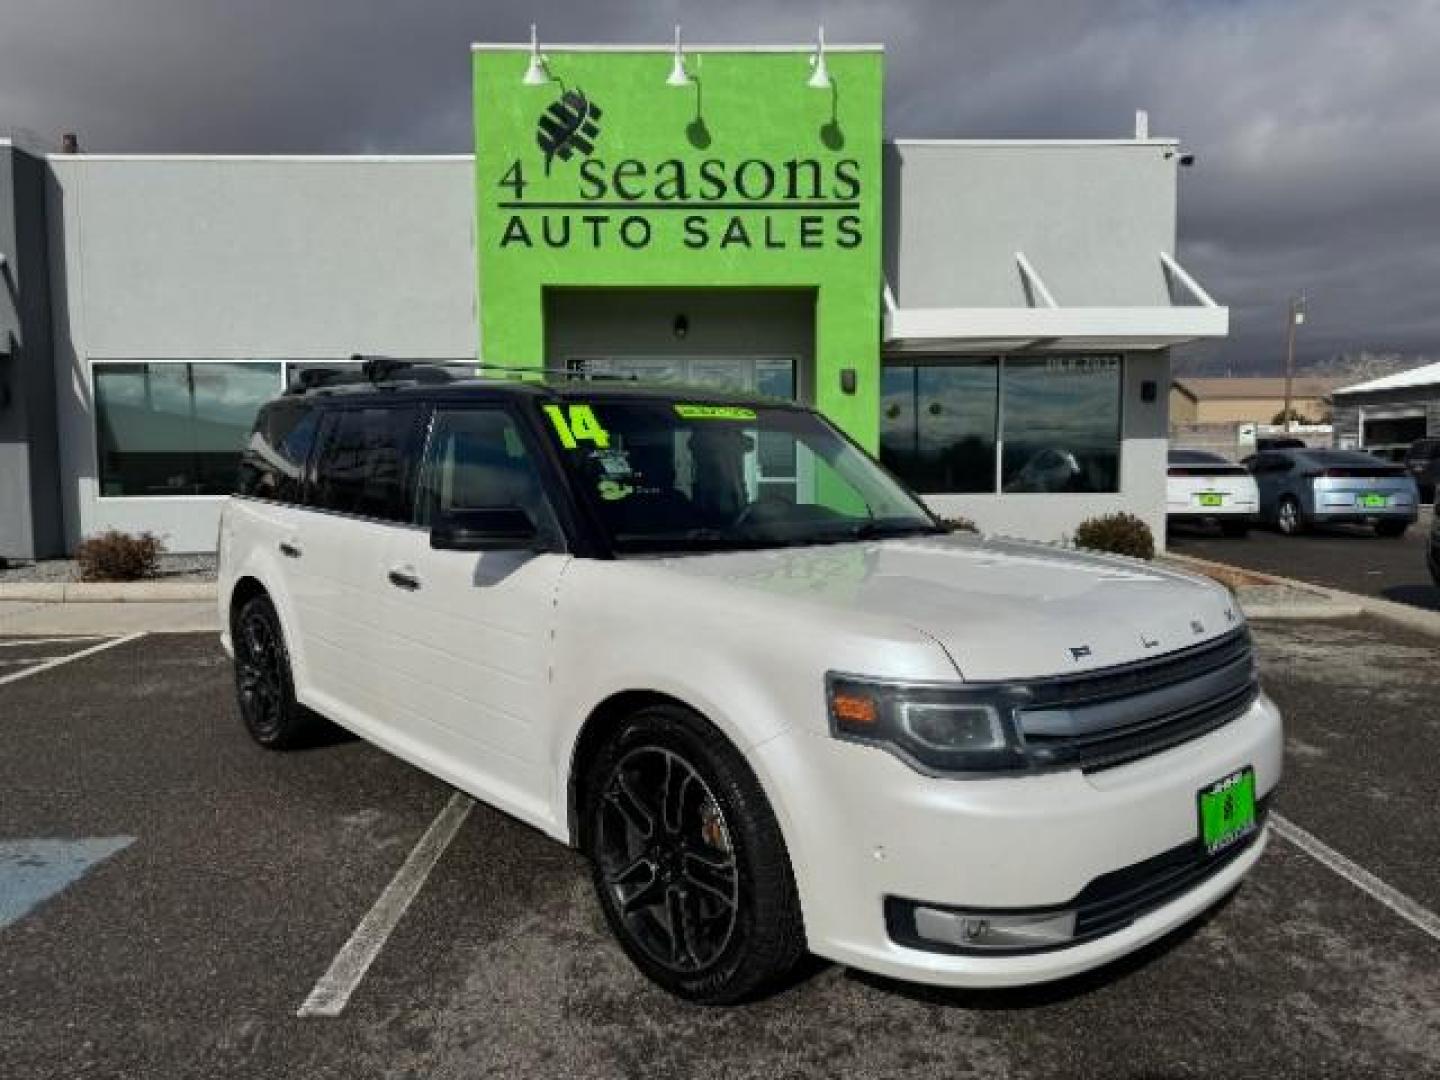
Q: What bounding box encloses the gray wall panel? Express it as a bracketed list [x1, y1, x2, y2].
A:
[885, 142, 1179, 309]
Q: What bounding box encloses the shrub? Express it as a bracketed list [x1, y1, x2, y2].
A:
[939, 516, 979, 535]
[1073, 513, 1155, 561]
[75, 530, 165, 582]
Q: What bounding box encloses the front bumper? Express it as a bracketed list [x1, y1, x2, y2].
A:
[754, 692, 1282, 988]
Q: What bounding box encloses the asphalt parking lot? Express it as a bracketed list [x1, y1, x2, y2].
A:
[1170, 506, 1439, 611]
[2, 625, 1439, 1079]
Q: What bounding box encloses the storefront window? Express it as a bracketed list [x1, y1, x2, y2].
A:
[880, 356, 1121, 495]
[1000, 357, 1121, 493]
[95, 362, 281, 496]
[881, 363, 1000, 493]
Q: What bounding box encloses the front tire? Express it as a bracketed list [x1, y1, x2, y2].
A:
[1276, 496, 1306, 536]
[581, 705, 805, 1004]
[232, 593, 318, 749]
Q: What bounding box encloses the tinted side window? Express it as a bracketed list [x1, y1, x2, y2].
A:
[238, 402, 321, 502]
[312, 406, 425, 522]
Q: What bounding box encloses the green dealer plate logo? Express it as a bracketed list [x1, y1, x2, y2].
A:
[1198, 767, 1257, 855]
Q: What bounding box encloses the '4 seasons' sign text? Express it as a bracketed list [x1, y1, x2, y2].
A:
[492, 154, 864, 252]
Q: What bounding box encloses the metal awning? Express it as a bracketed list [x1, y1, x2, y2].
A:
[883, 251, 1228, 353]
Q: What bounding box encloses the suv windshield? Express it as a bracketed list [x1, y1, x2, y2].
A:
[539, 397, 943, 554]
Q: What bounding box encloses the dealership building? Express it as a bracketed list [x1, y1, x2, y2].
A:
[0, 40, 1227, 558]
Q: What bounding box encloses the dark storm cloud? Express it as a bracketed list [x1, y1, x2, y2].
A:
[2, 0, 1437, 370]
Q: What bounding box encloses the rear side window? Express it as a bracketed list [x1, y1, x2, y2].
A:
[311, 406, 425, 522]
[238, 401, 321, 503]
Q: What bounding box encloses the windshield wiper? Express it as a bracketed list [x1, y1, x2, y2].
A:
[840, 520, 946, 541]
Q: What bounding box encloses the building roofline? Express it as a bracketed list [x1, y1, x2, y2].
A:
[44, 153, 473, 164]
[891, 137, 1181, 148]
[471, 41, 883, 53]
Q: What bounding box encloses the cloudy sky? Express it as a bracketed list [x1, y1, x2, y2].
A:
[2, 0, 1436, 372]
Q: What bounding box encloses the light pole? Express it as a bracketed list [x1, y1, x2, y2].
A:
[1283, 294, 1306, 431]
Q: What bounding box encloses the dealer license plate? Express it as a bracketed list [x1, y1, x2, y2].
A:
[1197, 768, 1257, 855]
[1197, 492, 1225, 508]
[1360, 492, 1389, 509]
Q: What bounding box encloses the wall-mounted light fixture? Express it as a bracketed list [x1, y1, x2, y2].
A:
[666, 25, 693, 87]
[840, 367, 857, 395]
[522, 24, 552, 85]
[808, 26, 832, 89]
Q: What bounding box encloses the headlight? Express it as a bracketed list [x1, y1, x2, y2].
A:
[826, 673, 1030, 775]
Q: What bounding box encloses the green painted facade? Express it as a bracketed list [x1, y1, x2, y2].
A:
[473, 46, 884, 447]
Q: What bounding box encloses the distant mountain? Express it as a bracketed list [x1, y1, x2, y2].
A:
[1172, 349, 1437, 385]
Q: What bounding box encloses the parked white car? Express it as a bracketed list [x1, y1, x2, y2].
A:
[1167, 448, 1260, 536]
[219, 364, 1282, 1004]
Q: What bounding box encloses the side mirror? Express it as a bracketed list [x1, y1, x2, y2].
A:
[430, 506, 539, 552]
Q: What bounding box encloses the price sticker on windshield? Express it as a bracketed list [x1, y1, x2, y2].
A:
[544, 404, 610, 449]
[674, 404, 757, 421]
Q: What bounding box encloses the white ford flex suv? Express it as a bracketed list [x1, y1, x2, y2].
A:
[219, 362, 1282, 1004]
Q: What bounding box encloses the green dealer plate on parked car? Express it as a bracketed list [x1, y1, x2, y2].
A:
[1197, 492, 1225, 508]
[1360, 493, 1389, 509]
[1198, 767, 1257, 855]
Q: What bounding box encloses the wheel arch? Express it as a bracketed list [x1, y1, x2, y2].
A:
[228, 574, 269, 633]
[565, 689, 698, 848]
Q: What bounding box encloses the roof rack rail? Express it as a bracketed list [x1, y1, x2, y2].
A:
[282, 357, 642, 395]
[285, 356, 476, 395]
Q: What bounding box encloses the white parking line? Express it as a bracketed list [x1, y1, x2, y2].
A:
[0, 636, 109, 648]
[0, 634, 142, 687]
[1272, 812, 1440, 944]
[298, 792, 474, 1018]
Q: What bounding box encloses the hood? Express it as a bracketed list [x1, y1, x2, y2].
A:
[653, 534, 1241, 680]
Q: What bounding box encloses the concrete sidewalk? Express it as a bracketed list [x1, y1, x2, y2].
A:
[0, 601, 220, 635]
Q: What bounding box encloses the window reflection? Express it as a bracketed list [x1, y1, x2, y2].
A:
[880, 356, 1121, 495]
[1001, 358, 1120, 493]
[95, 362, 280, 496]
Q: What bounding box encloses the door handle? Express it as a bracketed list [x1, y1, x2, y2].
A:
[279, 541, 302, 559]
[387, 567, 421, 592]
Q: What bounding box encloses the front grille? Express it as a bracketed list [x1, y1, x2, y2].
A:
[1018, 628, 1259, 772]
[1072, 796, 1270, 938]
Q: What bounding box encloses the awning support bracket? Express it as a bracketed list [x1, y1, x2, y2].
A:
[1014, 251, 1058, 309]
[1159, 251, 1219, 308]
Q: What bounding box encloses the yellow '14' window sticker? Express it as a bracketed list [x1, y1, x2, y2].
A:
[674, 404, 757, 421]
[544, 404, 610, 449]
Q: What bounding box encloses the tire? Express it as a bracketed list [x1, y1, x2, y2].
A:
[581, 705, 805, 1004]
[232, 593, 319, 749]
[1276, 496, 1306, 536]
[1375, 520, 1408, 538]
[1220, 520, 1250, 538]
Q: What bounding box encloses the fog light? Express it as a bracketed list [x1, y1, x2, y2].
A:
[913, 906, 1077, 950]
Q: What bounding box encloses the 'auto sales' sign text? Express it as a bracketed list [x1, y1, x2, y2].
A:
[493, 89, 863, 253]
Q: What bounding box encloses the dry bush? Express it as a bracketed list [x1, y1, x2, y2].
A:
[1073, 513, 1155, 560]
[75, 530, 165, 582]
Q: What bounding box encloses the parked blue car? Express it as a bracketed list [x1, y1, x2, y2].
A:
[1243, 448, 1420, 538]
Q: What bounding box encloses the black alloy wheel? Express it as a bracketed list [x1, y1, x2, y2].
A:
[583, 705, 805, 1004]
[597, 747, 740, 973]
[233, 593, 316, 749]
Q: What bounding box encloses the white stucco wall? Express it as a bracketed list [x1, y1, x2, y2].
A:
[46, 155, 477, 551]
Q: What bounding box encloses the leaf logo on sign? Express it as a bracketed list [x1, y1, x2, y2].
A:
[536, 90, 602, 174]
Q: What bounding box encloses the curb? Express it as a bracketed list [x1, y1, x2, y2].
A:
[0, 582, 217, 603]
[1166, 552, 1440, 639]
